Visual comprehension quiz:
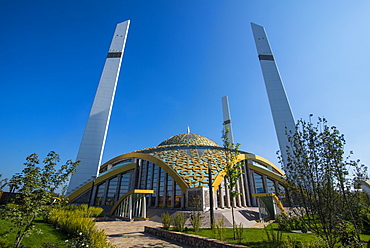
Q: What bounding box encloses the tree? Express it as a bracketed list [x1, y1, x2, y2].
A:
[1, 151, 78, 248]
[222, 125, 243, 239]
[0, 174, 7, 193]
[282, 116, 368, 248]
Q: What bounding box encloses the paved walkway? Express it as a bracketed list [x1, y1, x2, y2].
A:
[96, 220, 191, 248]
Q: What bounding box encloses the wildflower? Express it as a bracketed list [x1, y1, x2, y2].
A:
[79, 232, 83, 235]
[65, 240, 69, 242]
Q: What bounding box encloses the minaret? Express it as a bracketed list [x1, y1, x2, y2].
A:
[222, 95, 234, 144]
[251, 23, 295, 167]
[67, 21, 130, 195]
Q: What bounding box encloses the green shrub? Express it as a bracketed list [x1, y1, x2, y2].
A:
[276, 214, 291, 231]
[214, 217, 226, 241]
[172, 212, 186, 232]
[234, 222, 244, 243]
[189, 210, 203, 233]
[46, 207, 113, 248]
[264, 225, 284, 248]
[161, 212, 171, 230]
[0, 236, 12, 248]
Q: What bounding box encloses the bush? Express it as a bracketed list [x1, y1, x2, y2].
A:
[161, 212, 171, 230]
[189, 210, 203, 233]
[0, 237, 12, 248]
[213, 217, 226, 241]
[46, 206, 113, 248]
[264, 226, 284, 248]
[234, 222, 244, 243]
[172, 212, 186, 232]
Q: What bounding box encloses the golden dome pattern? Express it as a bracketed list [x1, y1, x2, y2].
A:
[158, 133, 220, 147]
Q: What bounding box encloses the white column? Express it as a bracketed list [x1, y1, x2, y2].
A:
[67, 21, 130, 195]
[251, 23, 295, 168]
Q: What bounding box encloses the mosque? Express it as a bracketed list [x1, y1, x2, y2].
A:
[67, 21, 294, 221]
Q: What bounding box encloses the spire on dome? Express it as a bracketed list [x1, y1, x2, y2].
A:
[187, 126, 191, 134]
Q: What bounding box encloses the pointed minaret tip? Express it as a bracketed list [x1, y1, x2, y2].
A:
[187, 126, 191, 134]
[251, 22, 263, 28]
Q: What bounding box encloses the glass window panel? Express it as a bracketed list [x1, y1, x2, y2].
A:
[266, 178, 276, 194]
[254, 173, 265, 193]
[94, 181, 107, 206]
[152, 164, 158, 195]
[140, 160, 148, 189]
[159, 169, 164, 197]
[119, 170, 132, 198]
[105, 176, 118, 205]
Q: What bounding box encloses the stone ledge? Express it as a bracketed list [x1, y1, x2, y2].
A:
[144, 226, 249, 248]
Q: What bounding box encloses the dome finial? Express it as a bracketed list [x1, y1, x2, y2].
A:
[187, 126, 191, 134]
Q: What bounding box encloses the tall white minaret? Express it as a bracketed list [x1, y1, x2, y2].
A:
[67, 21, 130, 195]
[222, 95, 234, 145]
[251, 23, 295, 168]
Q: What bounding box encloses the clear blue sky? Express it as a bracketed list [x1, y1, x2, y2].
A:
[1, 1, 369, 183]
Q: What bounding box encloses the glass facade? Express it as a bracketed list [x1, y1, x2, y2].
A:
[89, 157, 285, 212]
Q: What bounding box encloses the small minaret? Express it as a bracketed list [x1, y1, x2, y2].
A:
[222, 95, 234, 145]
[67, 21, 130, 195]
[251, 23, 295, 168]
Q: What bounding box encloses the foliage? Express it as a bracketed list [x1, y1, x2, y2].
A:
[234, 222, 244, 244]
[60, 204, 104, 218]
[0, 174, 7, 193]
[47, 206, 113, 248]
[189, 210, 202, 233]
[189, 195, 203, 233]
[0, 152, 78, 248]
[181, 222, 370, 247]
[0, 236, 12, 248]
[276, 214, 305, 232]
[221, 124, 244, 239]
[282, 117, 368, 248]
[161, 212, 171, 230]
[171, 212, 186, 232]
[0, 218, 68, 248]
[213, 216, 226, 241]
[264, 225, 284, 248]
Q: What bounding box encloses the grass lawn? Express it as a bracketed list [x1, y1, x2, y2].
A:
[0, 218, 68, 248]
[180, 223, 370, 248]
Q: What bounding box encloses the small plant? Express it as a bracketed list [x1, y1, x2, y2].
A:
[190, 210, 203, 233]
[161, 212, 171, 230]
[234, 222, 244, 243]
[264, 225, 284, 248]
[65, 232, 91, 248]
[284, 236, 298, 248]
[0, 237, 12, 248]
[172, 212, 186, 232]
[214, 217, 226, 241]
[276, 214, 291, 231]
[41, 242, 62, 248]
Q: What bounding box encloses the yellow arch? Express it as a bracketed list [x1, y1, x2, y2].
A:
[212, 154, 286, 192]
[67, 163, 136, 202]
[102, 152, 190, 192]
[68, 152, 190, 202]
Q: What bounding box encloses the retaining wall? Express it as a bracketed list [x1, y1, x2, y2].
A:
[144, 226, 249, 248]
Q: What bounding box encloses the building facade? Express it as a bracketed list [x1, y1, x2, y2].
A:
[68, 132, 286, 217]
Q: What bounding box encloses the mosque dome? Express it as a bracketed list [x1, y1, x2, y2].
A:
[158, 133, 220, 147]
